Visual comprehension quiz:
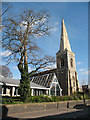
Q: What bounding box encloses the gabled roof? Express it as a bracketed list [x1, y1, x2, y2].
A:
[30, 73, 55, 88]
[0, 72, 57, 89]
[30, 69, 57, 77]
[30, 81, 48, 90]
[0, 77, 20, 85]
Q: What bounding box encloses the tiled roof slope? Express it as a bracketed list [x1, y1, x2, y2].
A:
[30, 73, 55, 88]
[0, 77, 48, 89]
[31, 69, 57, 77]
[0, 77, 20, 85]
[0, 72, 56, 88]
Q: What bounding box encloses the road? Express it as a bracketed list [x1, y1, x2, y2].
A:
[2, 105, 90, 120]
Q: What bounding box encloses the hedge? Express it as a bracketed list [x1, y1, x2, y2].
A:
[2, 92, 90, 104]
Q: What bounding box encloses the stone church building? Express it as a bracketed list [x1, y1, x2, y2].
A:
[56, 19, 80, 95]
[32, 18, 80, 96]
[0, 19, 80, 96]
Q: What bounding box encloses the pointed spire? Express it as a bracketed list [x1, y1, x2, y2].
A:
[60, 18, 71, 51]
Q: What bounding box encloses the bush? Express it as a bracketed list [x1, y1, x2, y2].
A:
[63, 96, 70, 101]
[68, 96, 74, 100]
[73, 96, 78, 100]
[44, 96, 52, 102]
[2, 92, 90, 104]
[51, 96, 74, 102]
[12, 96, 21, 101]
[79, 96, 82, 100]
[28, 95, 53, 103]
[2, 96, 21, 104]
[2, 97, 14, 104]
[31, 96, 39, 103]
[51, 96, 57, 102]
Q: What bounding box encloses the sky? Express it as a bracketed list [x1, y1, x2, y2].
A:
[1, 2, 88, 86]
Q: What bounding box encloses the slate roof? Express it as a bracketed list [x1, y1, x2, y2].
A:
[30, 73, 55, 88]
[0, 77, 20, 85]
[31, 69, 57, 77]
[0, 72, 56, 89]
[30, 82, 48, 89]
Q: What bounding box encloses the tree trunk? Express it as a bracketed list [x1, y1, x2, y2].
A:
[19, 42, 31, 102]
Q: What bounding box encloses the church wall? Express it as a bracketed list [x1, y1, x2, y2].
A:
[67, 51, 76, 70]
[56, 51, 69, 95]
[56, 50, 79, 95]
[56, 19, 80, 96]
[67, 51, 78, 93]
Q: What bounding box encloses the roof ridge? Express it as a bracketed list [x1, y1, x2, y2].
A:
[31, 72, 54, 78]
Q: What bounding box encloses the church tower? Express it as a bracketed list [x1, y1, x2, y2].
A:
[56, 19, 79, 95]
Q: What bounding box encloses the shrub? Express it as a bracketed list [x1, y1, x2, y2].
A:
[51, 96, 57, 102]
[12, 96, 21, 101]
[28, 95, 52, 103]
[2, 92, 89, 104]
[2, 97, 14, 104]
[73, 95, 78, 100]
[79, 96, 82, 100]
[51, 96, 73, 102]
[31, 96, 40, 103]
[68, 96, 74, 100]
[44, 96, 52, 102]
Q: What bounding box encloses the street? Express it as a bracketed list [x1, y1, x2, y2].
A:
[2, 105, 90, 120]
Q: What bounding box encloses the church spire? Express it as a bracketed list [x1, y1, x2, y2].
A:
[60, 18, 71, 51]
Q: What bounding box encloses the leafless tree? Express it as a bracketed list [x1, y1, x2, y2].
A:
[0, 65, 13, 78]
[0, 2, 11, 30]
[2, 9, 55, 102]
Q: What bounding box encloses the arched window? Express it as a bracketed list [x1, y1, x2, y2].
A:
[70, 59, 73, 67]
[61, 58, 64, 67]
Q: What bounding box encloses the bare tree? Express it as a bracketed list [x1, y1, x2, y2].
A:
[1, 3, 11, 16]
[2, 9, 55, 102]
[0, 65, 13, 78]
[0, 2, 11, 30]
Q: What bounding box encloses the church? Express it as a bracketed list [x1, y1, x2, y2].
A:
[30, 18, 80, 96]
[56, 18, 80, 95]
[0, 19, 80, 96]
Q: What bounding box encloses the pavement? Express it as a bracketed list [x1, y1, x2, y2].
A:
[2, 105, 90, 120]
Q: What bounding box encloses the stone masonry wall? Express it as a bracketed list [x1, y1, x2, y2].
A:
[1, 100, 90, 118]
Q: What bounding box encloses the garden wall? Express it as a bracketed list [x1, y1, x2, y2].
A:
[1, 100, 90, 118]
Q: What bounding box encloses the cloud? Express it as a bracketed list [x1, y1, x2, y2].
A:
[77, 62, 83, 65]
[55, 21, 59, 26]
[28, 66, 33, 72]
[13, 66, 18, 70]
[44, 63, 56, 70]
[0, 50, 12, 57]
[80, 70, 90, 75]
[21, 15, 47, 32]
[50, 27, 58, 32]
[79, 69, 84, 72]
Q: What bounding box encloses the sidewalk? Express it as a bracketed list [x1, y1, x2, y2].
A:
[6, 105, 89, 120]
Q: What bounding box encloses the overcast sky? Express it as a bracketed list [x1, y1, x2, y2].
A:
[1, 2, 88, 86]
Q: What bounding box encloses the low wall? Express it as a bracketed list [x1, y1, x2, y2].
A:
[1, 99, 90, 118]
